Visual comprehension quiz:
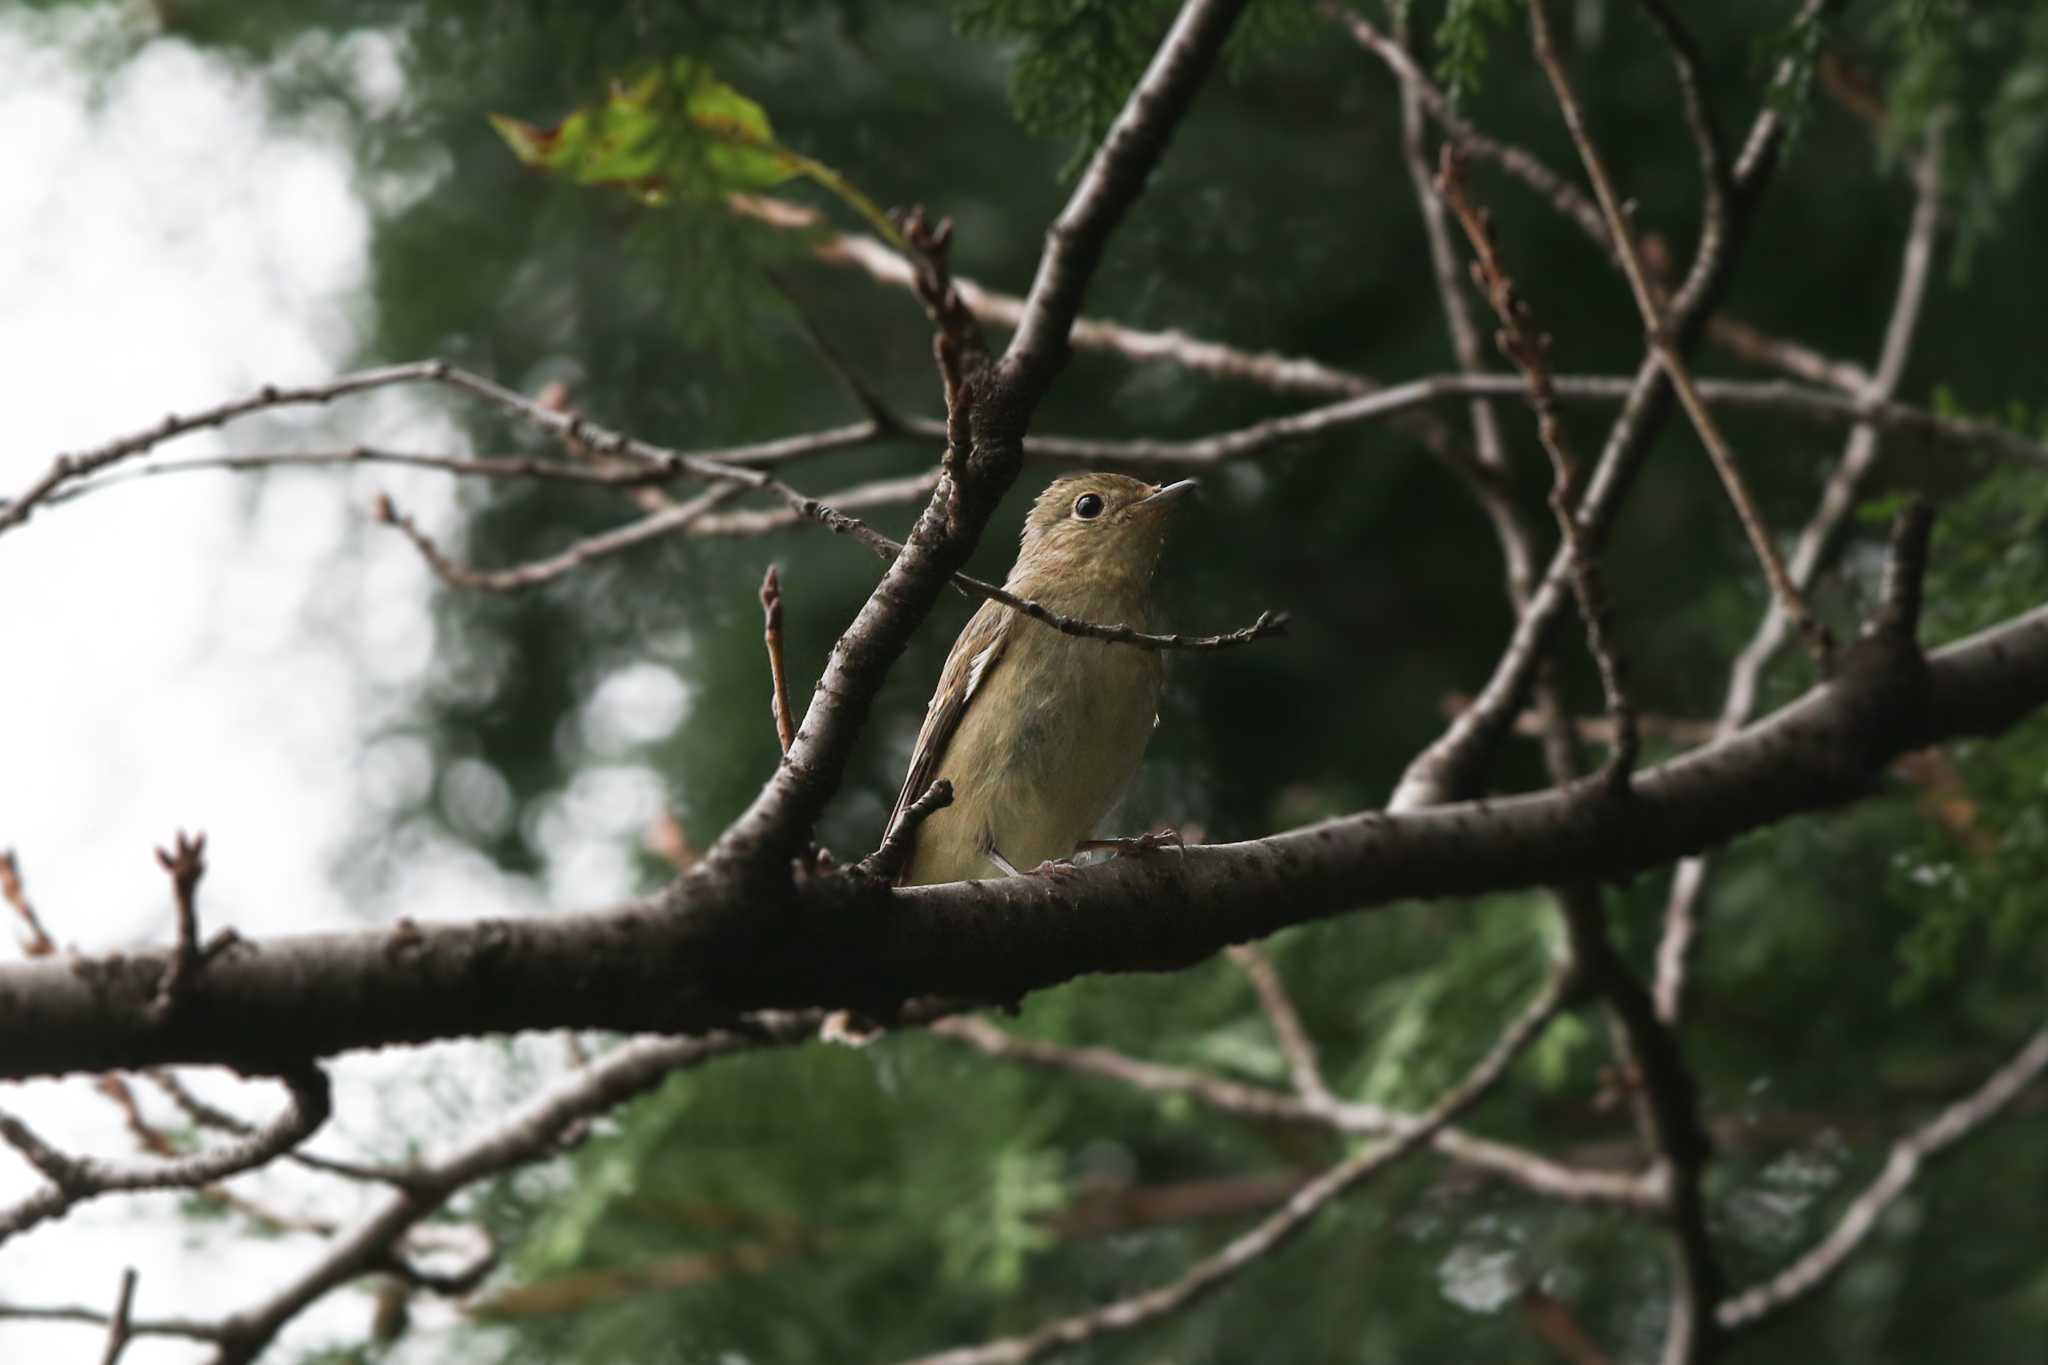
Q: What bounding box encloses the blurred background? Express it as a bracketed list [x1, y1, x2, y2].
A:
[1, 1, 2045, 1361]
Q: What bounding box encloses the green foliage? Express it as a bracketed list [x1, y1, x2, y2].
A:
[1885, 463, 2048, 1001]
[1431, 0, 1518, 105]
[1873, 0, 2048, 272]
[491, 59, 906, 246]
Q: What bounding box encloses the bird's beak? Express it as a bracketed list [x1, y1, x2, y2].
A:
[1135, 478, 1198, 511]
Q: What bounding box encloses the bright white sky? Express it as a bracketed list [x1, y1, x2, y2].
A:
[0, 9, 684, 1360]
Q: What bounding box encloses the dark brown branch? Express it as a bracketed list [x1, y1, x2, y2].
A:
[0, 598, 2042, 1079]
[97, 1269, 137, 1365]
[1871, 499, 1934, 641]
[149, 830, 218, 1020]
[378, 467, 1284, 652]
[981, 374, 2048, 471]
[856, 780, 953, 883]
[897, 967, 1569, 1365]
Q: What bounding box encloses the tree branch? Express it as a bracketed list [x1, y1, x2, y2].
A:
[0, 1066, 330, 1243]
[0, 600, 2040, 1078]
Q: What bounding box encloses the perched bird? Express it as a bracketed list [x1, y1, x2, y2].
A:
[890, 472, 1194, 886]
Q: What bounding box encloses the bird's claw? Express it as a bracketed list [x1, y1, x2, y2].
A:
[1074, 827, 1185, 859]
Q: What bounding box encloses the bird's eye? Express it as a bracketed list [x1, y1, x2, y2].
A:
[1073, 493, 1105, 520]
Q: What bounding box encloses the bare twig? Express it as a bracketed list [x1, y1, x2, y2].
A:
[1226, 944, 1332, 1109]
[1442, 695, 1717, 748]
[97, 1269, 138, 1365]
[0, 1066, 330, 1244]
[760, 566, 798, 754]
[0, 1300, 222, 1345]
[1870, 499, 1934, 642]
[378, 462, 1285, 652]
[1705, 317, 1870, 394]
[1321, 2, 1610, 250]
[1718, 1023, 2048, 1331]
[977, 373, 2048, 471]
[0, 851, 56, 957]
[0, 362, 448, 536]
[143, 1070, 420, 1188]
[150, 830, 220, 1020]
[901, 968, 1571, 1365]
[1655, 136, 1944, 1023]
[930, 1015, 1655, 1208]
[1528, 0, 1826, 666]
[856, 780, 954, 883]
[735, 194, 1375, 401]
[1437, 147, 1639, 785]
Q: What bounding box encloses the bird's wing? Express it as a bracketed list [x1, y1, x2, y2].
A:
[885, 599, 1011, 852]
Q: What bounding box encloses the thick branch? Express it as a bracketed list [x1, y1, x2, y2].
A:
[0, 602, 2040, 1079]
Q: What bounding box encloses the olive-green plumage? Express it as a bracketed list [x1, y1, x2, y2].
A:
[892, 472, 1191, 886]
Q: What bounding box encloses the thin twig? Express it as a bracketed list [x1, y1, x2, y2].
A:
[963, 375, 2048, 471]
[150, 830, 213, 1020]
[0, 1066, 331, 1245]
[1321, 1, 1611, 250]
[379, 463, 1285, 652]
[930, 1015, 1655, 1207]
[97, 1269, 137, 1365]
[1718, 1022, 2048, 1331]
[856, 780, 954, 883]
[0, 851, 56, 957]
[1705, 317, 1870, 394]
[901, 968, 1571, 1365]
[760, 566, 798, 754]
[1437, 147, 1639, 785]
[0, 1301, 222, 1345]
[143, 1070, 421, 1187]
[734, 193, 1375, 401]
[1654, 135, 1944, 1023]
[1528, 0, 1828, 666]
[1226, 944, 1332, 1109]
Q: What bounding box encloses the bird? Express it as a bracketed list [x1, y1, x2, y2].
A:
[889, 471, 1194, 886]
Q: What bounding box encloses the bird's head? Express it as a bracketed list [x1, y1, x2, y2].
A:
[1013, 472, 1196, 592]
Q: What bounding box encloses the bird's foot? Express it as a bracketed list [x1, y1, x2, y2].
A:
[986, 845, 1085, 881]
[1074, 827, 1185, 859]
